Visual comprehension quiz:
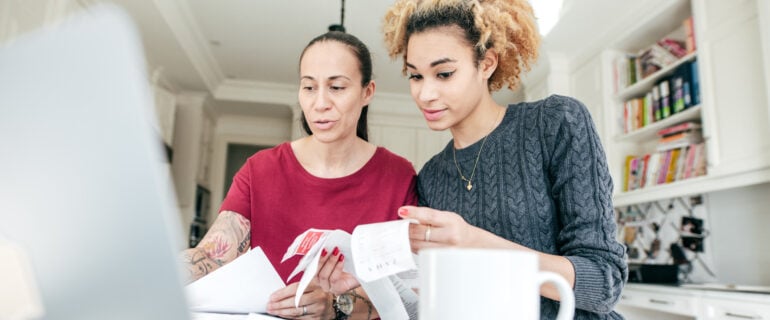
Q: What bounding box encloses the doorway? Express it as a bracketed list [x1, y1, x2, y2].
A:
[223, 143, 272, 199]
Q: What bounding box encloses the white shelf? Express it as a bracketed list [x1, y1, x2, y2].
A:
[613, 167, 770, 207]
[614, 105, 702, 143]
[616, 51, 697, 101]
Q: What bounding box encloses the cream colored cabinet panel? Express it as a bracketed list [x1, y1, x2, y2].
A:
[618, 288, 698, 317]
[700, 297, 770, 320]
[416, 129, 451, 172]
[696, 0, 770, 177]
[371, 125, 418, 167]
[370, 124, 451, 172]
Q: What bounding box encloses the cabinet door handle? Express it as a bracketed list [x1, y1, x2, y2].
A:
[648, 299, 673, 305]
[724, 312, 761, 319]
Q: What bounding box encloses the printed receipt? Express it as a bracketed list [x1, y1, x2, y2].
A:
[281, 219, 419, 320]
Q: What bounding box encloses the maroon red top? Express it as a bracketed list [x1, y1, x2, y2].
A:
[220, 142, 417, 283]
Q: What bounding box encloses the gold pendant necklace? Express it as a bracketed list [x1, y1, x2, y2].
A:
[452, 108, 503, 191]
[453, 135, 488, 191]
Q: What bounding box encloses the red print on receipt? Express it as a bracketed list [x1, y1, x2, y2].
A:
[296, 231, 324, 255]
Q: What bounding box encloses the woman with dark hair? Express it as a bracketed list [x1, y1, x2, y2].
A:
[181, 31, 417, 320]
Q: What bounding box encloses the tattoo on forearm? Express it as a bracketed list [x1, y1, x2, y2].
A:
[238, 231, 250, 253]
[181, 211, 252, 283]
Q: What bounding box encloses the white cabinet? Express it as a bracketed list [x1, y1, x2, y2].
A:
[369, 123, 451, 173]
[693, 0, 770, 178]
[617, 284, 770, 320]
[367, 95, 452, 172]
[699, 297, 770, 320]
[619, 287, 698, 317]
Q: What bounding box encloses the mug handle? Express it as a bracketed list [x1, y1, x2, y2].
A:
[535, 271, 575, 320]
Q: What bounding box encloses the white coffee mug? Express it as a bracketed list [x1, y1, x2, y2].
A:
[418, 248, 575, 320]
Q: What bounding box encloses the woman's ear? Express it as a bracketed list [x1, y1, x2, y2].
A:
[362, 80, 376, 106]
[480, 49, 499, 80]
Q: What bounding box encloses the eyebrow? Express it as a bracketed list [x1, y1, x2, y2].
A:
[300, 75, 352, 81]
[405, 57, 457, 69]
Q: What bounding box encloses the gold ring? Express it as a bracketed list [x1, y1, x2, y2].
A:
[424, 225, 432, 242]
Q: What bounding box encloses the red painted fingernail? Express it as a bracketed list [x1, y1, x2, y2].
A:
[339, 254, 345, 262]
[398, 208, 408, 216]
[321, 248, 327, 257]
[332, 247, 339, 256]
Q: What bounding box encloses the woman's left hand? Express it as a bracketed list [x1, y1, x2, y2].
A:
[266, 280, 333, 319]
[398, 206, 478, 252]
[316, 246, 360, 295]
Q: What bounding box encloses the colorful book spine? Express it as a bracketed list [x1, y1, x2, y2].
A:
[683, 16, 696, 54]
[657, 150, 672, 185]
[690, 60, 700, 106]
[657, 121, 701, 136]
[665, 148, 682, 183]
[683, 144, 697, 179]
[660, 80, 671, 119]
[652, 86, 661, 121]
[693, 143, 708, 177]
[644, 93, 653, 127]
[673, 77, 685, 113]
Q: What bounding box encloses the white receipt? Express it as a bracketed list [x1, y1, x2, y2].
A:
[186, 247, 285, 314]
[351, 220, 417, 282]
[282, 219, 418, 320]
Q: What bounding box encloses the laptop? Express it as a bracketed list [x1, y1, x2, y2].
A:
[0, 5, 190, 320]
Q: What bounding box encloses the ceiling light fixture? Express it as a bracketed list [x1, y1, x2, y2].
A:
[328, 0, 346, 33]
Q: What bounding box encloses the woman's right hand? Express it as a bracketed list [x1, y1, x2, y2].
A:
[266, 280, 333, 319]
[398, 206, 480, 252]
[316, 246, 360, 295]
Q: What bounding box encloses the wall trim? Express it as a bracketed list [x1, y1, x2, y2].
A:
[152, 0, 224, 91]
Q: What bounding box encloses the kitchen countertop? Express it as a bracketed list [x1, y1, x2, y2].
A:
[626, 282, 770, 295]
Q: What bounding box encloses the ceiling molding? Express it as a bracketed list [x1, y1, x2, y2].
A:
[566, 0, 668, 73]
[213, 79, 419, 117]
[214, 79, 296, 106]
[152, 0, 224, 92]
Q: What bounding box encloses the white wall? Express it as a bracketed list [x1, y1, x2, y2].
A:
[705, 182, 770, 285]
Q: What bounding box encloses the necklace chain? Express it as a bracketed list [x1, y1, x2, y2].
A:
[452, 108, 502, 191]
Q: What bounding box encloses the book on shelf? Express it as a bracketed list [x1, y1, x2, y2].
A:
[683, 16, 696, 54]
[671, 75, 685, 113]
[658, 38, 688, 58]
[652, 86, 662, 122]
[657, 121, 701, 136]
[660, 80, 671, 119]
[692, 142, 707, 177]
[657, 150, 673, 185]
[657, 130, 703, 152]
[645, 152, 661, 188]
[665, 148, 682, 183]
[674, 146, 689, 181]
[644, 92, 653, 127]
[623, 155, 634, 191]
[682, 143, 698, 179]
[689, 59, 700, 106]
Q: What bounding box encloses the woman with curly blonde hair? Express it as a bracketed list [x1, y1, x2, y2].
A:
[319, 0, 628, 319]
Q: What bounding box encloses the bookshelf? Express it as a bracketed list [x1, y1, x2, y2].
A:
[601, 0, 770, 206]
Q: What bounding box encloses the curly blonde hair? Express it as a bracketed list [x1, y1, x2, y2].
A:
[383, 0, 540, 91]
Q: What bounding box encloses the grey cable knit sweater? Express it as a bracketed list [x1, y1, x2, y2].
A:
[417, 95, 628, 319]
